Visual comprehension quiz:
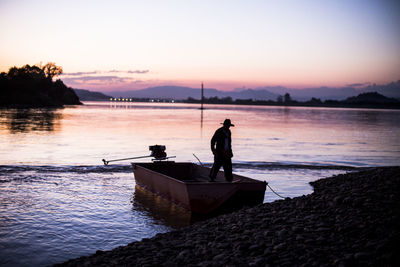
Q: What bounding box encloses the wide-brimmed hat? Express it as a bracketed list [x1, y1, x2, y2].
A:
[221, 119, 235, 127]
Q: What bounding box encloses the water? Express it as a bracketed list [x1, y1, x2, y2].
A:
[1, 102, 399, 266]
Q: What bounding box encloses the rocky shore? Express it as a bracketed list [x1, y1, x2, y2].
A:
[56, 167, 399, 266]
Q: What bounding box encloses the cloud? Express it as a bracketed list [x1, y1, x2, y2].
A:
[60, 69, 150, 89]
[61, 70, 149, 78]
[346, 82, 371, 87]
[109, 69, 149, 74]
[65, 69, 151, 75]
[71, 75, 125, 81]
[62, 71, 99, 76]
[62, 75, 140, 85]
[127, 70, 149, 74]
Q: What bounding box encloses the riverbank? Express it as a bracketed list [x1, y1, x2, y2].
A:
[56, 167, 399, 266]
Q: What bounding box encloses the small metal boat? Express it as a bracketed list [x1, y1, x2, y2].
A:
[132, 161, 267, 214]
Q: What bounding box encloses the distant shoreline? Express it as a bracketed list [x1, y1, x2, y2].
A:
[87, 98, 400, 110]
[183, 100, 400, 110]
[2, 100, 399, 110]
[74, 88, 400, 110]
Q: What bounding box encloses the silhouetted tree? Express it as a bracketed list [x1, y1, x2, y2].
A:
[186, 97, 197, 103]
[284, 93, 292, 103]
[42, 62, 63, 80]
[6, 64, 46, 81]
[235, 98, 254, 105]
[208, 97, 220, 103]
[0, 72, 7, 80]
[0, 62, 80, 107]
[309, 97, 322, 104]
[277, 95, 283, 103]
[221, 96, 233, 103]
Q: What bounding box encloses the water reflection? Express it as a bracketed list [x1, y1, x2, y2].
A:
[0, 109, 63, 133]
[132, 185, 251, 228]
[109, 101, 135, 109]
[1, 102, 399, 166]
[132, 185, 192, 229]
[200, 108, 204, 136]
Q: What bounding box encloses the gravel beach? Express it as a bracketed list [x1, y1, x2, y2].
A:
[56, 167, 400, 266]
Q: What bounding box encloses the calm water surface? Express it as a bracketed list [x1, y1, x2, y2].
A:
[1, 102, 399, 266]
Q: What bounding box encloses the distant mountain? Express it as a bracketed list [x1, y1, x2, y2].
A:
[229, 89, 278, 100]
[254, 80, 400, 101]
[82, 80, 400, 102]
[256, 86, 360, 101]
[361, 81, 400, 99]
[110, 86, 278, 100]
[74, 89, 112, 101]
[343, 92, 400, 104]
[111, 86, 201, 99]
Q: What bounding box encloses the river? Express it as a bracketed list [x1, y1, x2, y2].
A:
[1, 102, 399, 266]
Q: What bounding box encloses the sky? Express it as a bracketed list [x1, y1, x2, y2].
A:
[0, 0, 399, 92]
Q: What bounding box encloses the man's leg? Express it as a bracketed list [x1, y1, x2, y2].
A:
[209, 156, 223, 181]
[222, 158, 233, 182]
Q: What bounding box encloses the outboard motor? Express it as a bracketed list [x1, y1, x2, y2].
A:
[149, 145, 167, 160]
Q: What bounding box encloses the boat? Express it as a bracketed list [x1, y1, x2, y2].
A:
[132, 161, 267, 214]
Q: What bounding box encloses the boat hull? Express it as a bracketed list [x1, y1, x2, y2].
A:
[132, 162, 266, 214]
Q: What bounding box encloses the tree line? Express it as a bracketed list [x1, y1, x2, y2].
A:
[184, 92, 400, 109]
[1, 62, 63, 81]
[0, 63, 81, 108]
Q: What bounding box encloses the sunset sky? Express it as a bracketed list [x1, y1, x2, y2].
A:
[1, 0, 399, 92]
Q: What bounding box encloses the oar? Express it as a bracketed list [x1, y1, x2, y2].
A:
[102, 155, 152, 165]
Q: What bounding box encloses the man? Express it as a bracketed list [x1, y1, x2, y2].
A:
[209, 119, 235, 182]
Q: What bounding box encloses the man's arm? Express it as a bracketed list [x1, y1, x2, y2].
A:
[210, 131, 217, 154]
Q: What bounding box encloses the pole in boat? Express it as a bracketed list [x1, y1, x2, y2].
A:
[193, 153, 204, 166]
[102, 145, 175, 165]
[102, 155, 152, 165]
[200, 82, 204, 110]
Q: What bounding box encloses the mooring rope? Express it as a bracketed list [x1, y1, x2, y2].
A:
[267, 183, 286, 199]
[190, 157, 286, 199]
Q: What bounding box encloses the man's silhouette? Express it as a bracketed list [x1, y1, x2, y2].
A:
[209, 119, 234, 182]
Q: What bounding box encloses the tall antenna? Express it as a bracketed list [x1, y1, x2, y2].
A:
[201, 82, 204, 110]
